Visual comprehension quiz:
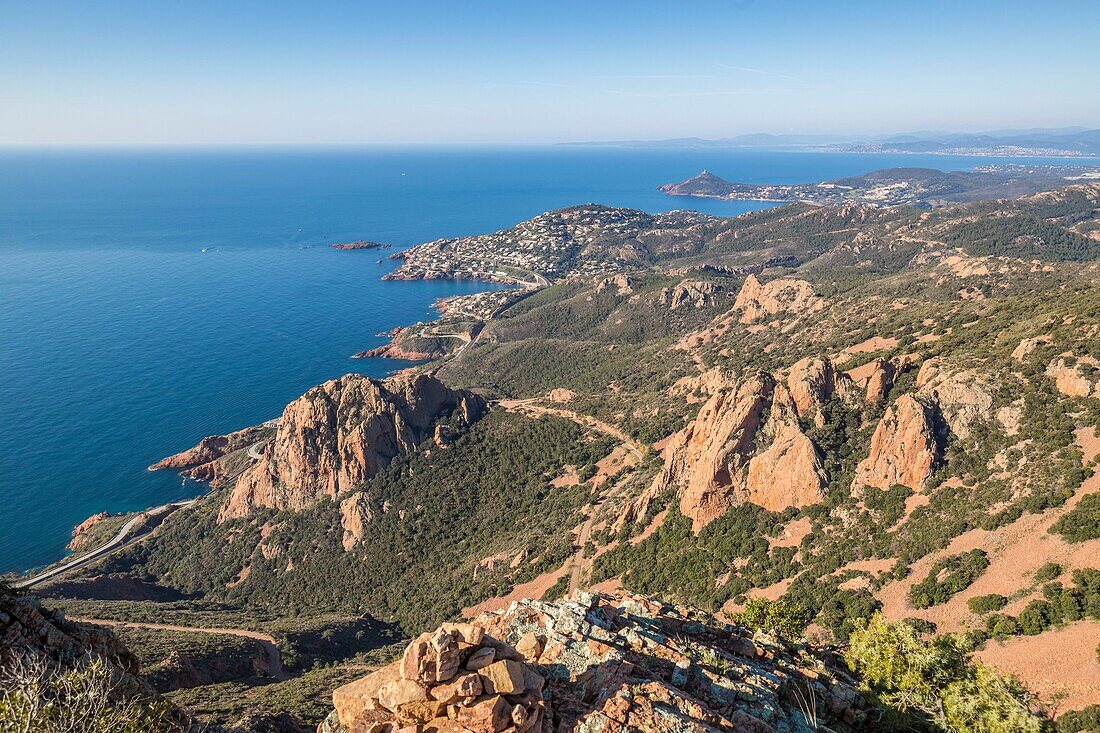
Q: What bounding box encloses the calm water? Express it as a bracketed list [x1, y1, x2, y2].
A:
[1, 146, 1091, 573]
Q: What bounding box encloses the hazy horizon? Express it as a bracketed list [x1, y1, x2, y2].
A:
[3, 0, 1099, 146]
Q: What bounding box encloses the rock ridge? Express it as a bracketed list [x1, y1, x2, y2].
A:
[219, 373, 486, 522]
[321, 591, 872, 733]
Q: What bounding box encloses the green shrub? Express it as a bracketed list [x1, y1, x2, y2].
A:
[909, 550, 991, 609]
[731, 598, 807, 638]
[1051, 494, 1100, 542]
[1035, 562, 1063, 583]
[846, 615, 1047, 732]
[1017, 600, 1056, 636]
[985, 614, 1021, 638]
[968, 594, 1008, 615]
[942, 662, 1047, 733]
[1057, 704, 1100, 733]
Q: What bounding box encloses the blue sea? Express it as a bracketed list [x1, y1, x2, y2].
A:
[1, 146, 1092, 573]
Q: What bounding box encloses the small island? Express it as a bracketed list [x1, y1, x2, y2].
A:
[330, 240, 391, 251]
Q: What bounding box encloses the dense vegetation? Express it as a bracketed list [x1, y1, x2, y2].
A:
[909, 550, 991, 609]
[104, 411, 611, 632]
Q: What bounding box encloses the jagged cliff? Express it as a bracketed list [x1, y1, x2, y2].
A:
[851, 394, 940, 493]
[320, 591, 872, 733]
[151, 373, 485, 523]
[655, 361, 852, 530]
[731, 274, 823, 324]
[220, 373, 485, 522]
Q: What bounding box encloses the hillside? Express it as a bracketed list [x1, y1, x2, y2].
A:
[15, 185, 1100, 730]
[660, 165, 1100, 207]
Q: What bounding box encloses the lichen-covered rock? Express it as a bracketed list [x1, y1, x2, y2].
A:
[325, 591, 871, 733]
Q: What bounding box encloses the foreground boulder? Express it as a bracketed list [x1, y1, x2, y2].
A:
[324, 621, 546, 733]
[321, 591, 871, 733]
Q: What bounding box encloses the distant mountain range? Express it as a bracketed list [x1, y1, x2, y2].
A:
[562, 127, 1100, 156]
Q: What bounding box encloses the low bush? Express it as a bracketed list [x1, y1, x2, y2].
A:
[909, 550, 990, 609]
[967, 594, 1008, 615]
[846, 614, 1046, 732]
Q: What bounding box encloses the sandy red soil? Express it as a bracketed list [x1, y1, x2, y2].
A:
[975, 621, 1100, 712]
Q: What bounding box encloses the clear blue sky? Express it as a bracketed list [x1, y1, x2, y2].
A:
[2, 0, 1098, 145]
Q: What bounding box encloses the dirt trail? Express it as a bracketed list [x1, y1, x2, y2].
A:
[499, 399, 644, 459]
[73, 617, 288, 681]
[568, 503, 601, 594]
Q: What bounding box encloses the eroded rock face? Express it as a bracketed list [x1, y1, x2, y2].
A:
[852, 395, 939, 493]
[786, 356, 858, 425]
[594, 273, 634, 295]
[863, 357, 897, 405]
[660, 373, 827, 530]
[149, 425, 269, 484]
[321, 591, 872, 733]
[658, 280, 723, 310]
[1046, 357, 1100, 399]
[217, 373, 485, 522]
[67, 512, 110, 552]
[744, 419, 828, 511]
[732, 274, 822, 324]
[340, 492, 376, 551]
[917, 368, 993, 443]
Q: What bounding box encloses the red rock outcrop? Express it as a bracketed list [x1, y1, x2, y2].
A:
[785, 356, 858, 425]
[320, 591, 872, 733]
[340, 492, 376, 551]
[863, 357, 896, 405]
[659, 372, 827, 531]
[916, 368, 993, 442]
[658, 280, 723, 310]
[149, 425, 269, 483]
[67, 511, 111, 552]
[325, 622, 546, 733]
[852, 394, 939, 493]
[218, 373, 484, 522]
[731, 274, 822, 324]
[1046, 357, 1100, 399]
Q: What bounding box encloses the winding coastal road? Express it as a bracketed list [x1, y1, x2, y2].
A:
[12, 499, 196, 590]
[72, 618, 288, 681]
